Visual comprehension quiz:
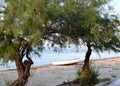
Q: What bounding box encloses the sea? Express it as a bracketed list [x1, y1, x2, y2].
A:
[0, 47, 120, 70]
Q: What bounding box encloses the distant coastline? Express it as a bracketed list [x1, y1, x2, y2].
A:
[0, 49, 120, 70]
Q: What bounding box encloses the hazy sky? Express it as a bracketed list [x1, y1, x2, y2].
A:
[110, 0, 120, 15]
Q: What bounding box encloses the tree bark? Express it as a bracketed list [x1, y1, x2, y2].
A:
[80, 42, 92, 84]
[83, 42, 92, 70]
[12, 54, 33, 86]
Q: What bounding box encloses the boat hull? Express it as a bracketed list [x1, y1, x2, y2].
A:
[52, 58, 80, 66]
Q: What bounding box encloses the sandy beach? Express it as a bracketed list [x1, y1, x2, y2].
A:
[0, 57, 120, 86]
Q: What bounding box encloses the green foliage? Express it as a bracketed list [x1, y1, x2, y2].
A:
[0, 0, 120, 63]
[5, 80, 12, 86]
[0, 0, 45, 62]
[75, 62, 100, 85]
[4, 78, 12, 86]
[102, 77, 111, 82]
[61, 0, 120, 52]
[0, 1, 119, 85]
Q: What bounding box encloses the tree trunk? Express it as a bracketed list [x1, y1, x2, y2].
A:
[80, 42, 92, 84]
[12, 54, 33, 86]
[82, 42, 92, 71]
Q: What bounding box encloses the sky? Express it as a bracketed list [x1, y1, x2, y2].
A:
[110, 0, 120, 16]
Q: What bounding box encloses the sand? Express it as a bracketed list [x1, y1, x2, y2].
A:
[0, 57, 120, 86]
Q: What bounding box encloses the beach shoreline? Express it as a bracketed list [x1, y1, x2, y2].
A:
[0, 56, 120, 86]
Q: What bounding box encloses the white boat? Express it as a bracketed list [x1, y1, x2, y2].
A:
[52, 58, 80, 66]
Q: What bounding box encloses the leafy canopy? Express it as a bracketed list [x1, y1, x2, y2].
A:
[48, 0, 120, 52]
[0, 0, 120, 62]
[0, 0, 47, 62]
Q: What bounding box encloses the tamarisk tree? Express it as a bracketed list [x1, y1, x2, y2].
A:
[0, 0, 120, 86]
[39, 0, 120, 85]
[0, 0, 69, 85]
[0, 0, 50, 86]
[46, 0, 120, 85]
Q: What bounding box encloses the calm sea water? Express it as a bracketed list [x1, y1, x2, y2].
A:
[0, 47, 120, 70]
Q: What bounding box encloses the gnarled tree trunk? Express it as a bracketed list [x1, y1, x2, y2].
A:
[80, 42, 93, 85]
[12, 54, 33, 86]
